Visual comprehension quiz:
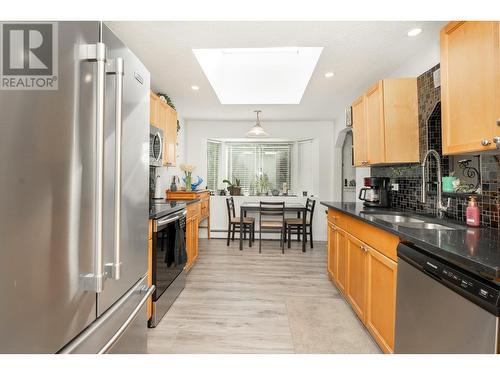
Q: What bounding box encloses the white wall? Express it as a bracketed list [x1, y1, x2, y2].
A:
[184, 119, 335, 241]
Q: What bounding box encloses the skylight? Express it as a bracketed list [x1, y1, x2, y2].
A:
[193, 47, 323, 104]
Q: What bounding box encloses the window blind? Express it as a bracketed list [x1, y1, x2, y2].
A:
[206, 140, 221, 190]
[225, 142, 292, 194]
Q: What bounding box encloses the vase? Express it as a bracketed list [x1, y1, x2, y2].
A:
[185, 173, 192, 192]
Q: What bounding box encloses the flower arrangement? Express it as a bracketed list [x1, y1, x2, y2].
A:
[180, 164, 196, 192]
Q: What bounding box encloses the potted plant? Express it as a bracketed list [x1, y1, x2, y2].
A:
[223, 177, 242, 196]
[255, 173, 271, 196]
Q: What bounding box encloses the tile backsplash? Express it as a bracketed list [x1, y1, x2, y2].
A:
[371, 64, 500, 229]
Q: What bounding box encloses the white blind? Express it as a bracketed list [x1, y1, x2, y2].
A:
[206, 140, 221, 190]
[297, 140, 314, 195]
[226, 142, 292, 193]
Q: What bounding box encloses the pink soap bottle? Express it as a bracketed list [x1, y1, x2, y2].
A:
[466, 196, 480, 227]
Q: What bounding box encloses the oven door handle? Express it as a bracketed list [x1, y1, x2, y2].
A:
[155, 210, 186, 230]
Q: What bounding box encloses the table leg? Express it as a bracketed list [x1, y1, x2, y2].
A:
[302, 210, 306, 252]
[239, 207, 244, 251]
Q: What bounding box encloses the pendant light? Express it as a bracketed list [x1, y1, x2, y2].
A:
[246, 110, 269, 137]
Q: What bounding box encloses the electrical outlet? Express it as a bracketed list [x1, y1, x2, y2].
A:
[391, 183, 399, 192]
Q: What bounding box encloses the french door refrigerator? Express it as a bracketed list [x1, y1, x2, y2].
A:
[0, 21, 153, 353]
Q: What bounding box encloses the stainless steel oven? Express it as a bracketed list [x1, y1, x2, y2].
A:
[148, 208, 187, 328]
[150, 126, 163, 167]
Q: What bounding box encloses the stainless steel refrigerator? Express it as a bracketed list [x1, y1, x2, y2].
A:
[0, 21, 153, 353]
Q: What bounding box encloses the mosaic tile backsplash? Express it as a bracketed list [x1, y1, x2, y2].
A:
[371, 64, 500, 229]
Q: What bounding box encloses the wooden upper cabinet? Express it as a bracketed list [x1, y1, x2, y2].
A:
[383, 79, 419, 163]
[164, 105, 177, 166]
[352, 95, 367, 166]
[441, 21, 500, 154]
[365, 81, 386, 164]
[351, 79, 418, 166]
[149, 92, 159, 127]
[149, 91, 178, 166]
[366, 246, 397, 354]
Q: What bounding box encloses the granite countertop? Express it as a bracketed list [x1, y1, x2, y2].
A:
[321, 202, 500, 282]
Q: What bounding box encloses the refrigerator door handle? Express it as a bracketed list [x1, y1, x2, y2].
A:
[105, 57, 125, 280]
[79, 42, 107, 293]
[98, 284, 154, 354]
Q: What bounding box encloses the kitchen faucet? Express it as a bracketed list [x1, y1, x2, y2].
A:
[421, 149, 450, 219]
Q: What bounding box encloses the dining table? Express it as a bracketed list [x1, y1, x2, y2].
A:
[239, 201, 307, 252]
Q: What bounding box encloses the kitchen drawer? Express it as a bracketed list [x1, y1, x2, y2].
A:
[344, 215, 398, 262]
[328, 208, 348, 229]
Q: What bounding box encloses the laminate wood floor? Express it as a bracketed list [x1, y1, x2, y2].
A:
[147, 238, 380, 354]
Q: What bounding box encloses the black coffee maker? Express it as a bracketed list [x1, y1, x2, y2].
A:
[358, 177, 391, 208]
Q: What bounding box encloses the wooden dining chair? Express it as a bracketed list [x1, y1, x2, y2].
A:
[226, 197, 255, 247]
[259, 201, 286, 254]
[285, 198, 316, 249]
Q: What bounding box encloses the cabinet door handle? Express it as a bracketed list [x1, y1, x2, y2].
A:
[493, 136, 500, 145]
[481, 139, 491, 146]
[496, 118, 500, 126]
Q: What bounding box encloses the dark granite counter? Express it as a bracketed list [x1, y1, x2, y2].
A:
[321, 202, 500, 282]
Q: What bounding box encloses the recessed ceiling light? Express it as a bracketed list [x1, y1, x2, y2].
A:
[407, 28, 423, 37]
[191, 85, 199, 91]
[324, 72, 334, 78]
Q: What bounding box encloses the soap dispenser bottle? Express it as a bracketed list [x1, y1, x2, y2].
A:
[466, 196, 480, 227]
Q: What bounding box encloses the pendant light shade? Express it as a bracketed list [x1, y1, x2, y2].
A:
[246, 110, 269, 137]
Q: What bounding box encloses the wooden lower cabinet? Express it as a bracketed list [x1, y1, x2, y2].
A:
[335, 228, 348, 295]
[185, 201, 201, 271]
[326, 208, 399, 353]
[346, 235, 368, 323]
[327, 221, 348, 295]
[366, 247, 397, 353]
[327, 221, 336, 280]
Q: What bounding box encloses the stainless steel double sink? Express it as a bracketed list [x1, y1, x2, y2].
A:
[362, 212, 464, 231]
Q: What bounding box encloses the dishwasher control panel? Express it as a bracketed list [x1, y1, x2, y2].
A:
[441, 268, 499, 303]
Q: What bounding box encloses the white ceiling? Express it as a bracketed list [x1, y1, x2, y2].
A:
[107, 21, 446, 121]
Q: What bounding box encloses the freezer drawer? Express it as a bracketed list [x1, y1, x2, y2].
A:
[59, 275, 154, 354]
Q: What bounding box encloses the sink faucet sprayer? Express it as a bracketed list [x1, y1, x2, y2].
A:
[421, 149, 451, 219]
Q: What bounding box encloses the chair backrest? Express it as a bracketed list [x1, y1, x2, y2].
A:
[306, 198, 316, 224]
[226, 196, 236, 220]
[259, 201, 285, 223]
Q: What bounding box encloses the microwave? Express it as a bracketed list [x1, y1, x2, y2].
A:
[150, 126, 164, 167]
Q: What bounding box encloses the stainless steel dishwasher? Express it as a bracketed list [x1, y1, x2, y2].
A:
[394, 243, 500, 354]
